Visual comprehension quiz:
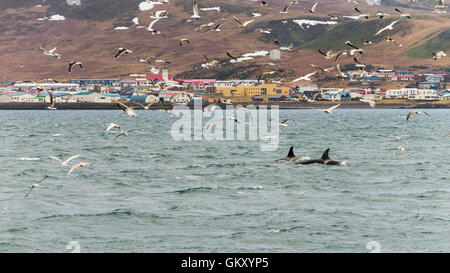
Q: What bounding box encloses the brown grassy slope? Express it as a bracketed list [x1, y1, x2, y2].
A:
[0, 1, 448, 82]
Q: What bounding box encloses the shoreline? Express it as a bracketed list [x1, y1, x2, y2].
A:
[0, 102, 449, 110]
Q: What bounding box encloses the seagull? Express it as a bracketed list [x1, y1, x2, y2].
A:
[376, 11, 390, 19]
[394, 8, 411, 18]
[232, 16, 255, 28]
[256, 28, 272, 34]
[46, 90, 57, 110]
[307, 2, 319, 13]
[109, 127, 141, 143]
[116, 102, 137, 117]
[292, 72, 317, 82]
[385, 37, 402, 47]
[355, 7, 370, 19]
[68, 61, 83, 73]
[220, 116, 240, 123]
[345, 40, 362, 50]
[49, 155, 81, 167]
[179, 38, 191, 46]
[311, 64, 335, 73]
[67, 162, 92, 175]
[335, 48, 363, 61]
[280, 0, 295, 14]
[360, 98, 376, 108]
[374, 20, 400, 36]
[318, 49, 337, 59]
[394, 142, 408, 156]
[40, 46, 61, 59]
[25, 175, 50, 198]
[279, 118, 295, 127]
[433, 51, 447, 60]
[319, 104, 341, 114]
[192, 1, 201, 19]
[202, 55, 220, 68]
[114, 48, 132, 59]
[151, 10, 168, 19]
[406, 110, 431, 121]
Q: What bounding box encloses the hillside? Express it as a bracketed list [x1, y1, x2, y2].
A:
[0, 0, 448, 82]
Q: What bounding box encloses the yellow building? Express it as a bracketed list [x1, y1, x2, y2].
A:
[216, 84, 290, 97]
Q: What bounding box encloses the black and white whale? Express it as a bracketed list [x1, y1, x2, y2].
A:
[294, 148, 343, 165]
[276, 146, 299, 162]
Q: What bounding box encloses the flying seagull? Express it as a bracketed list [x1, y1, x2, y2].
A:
[394, 142, 408, 156]
[319, 104, 341, 114]
[360, 98, 376, 108]
[433, 51, 447, 60]
[406, 110, 431, 121]
[40, 46, 61, 59]
[49, 155, 81, 167]
[25, 175, 49, 198]
[179, 38, 191, 46]
[114, 48, 132, 59]
[68, 61, 83, 73]
[192, 1, 201, 19]
[307, 2, 319, 13]
[292, 72, 317, 82]
[47, 90, 57, 110]
[374, 20, 400, 36]
[232, 16, 255, 28]
[67, 162, 92, 175]
[116, 102, 137, 117]
[394, 8, 411, 18]
[279, 118, 295, 127]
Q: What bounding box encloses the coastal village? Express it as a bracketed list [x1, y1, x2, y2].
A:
[0, 66, 449, 106]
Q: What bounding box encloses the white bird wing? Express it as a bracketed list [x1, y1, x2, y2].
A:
[49, 47, 56, 53]
[311, 2, 318, 11]
[148, 18, 160, 31]
[62, 155, 81, 166]
[106, 123, 120, 131]
[327, 104, 341, 112]
[193, 1, 200, 17]
[243, 19, 255, 27]
[67, 163, 82, 175]
[49, 156, 64, 166]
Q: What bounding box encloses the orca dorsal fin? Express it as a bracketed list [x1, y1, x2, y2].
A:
[287, 146, 295, 158]
[321, 148, 330, 160]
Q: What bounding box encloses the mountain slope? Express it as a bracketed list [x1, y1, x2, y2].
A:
[0, 0, 448, 82]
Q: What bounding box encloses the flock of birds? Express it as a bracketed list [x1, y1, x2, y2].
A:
[2, 1, 449, 210]
[33, 0, 448, 93]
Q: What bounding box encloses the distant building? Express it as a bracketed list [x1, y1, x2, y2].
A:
[70, 79, 121, 86]
[216, 84, 290, 97]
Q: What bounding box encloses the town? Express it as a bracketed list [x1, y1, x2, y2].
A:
[0, 67, 449, 107]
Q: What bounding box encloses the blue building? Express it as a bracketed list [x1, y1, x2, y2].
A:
[418, 81, 440, 90]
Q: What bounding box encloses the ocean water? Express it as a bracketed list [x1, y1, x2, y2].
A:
[0, 109, 449, 253]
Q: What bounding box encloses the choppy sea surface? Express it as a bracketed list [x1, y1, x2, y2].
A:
[0, 109, 449, 253]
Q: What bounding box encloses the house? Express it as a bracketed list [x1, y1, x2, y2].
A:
[418, 81, 440, 90]
[216, 84, 290, 97]
[268, 95, 290, 102]
[386, 88, 438, 99]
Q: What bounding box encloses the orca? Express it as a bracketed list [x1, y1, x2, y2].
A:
[276, 146, 299, 162]
[294, 148, 342, 165]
